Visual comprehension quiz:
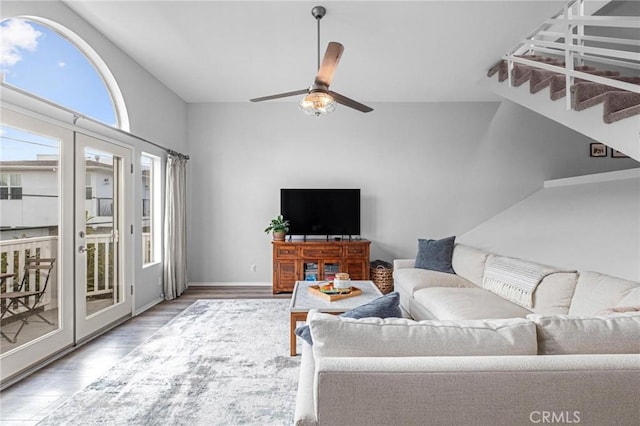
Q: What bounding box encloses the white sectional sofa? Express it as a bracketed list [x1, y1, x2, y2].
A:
[293, 244, 640, 426]
[394, 244, 638, 321]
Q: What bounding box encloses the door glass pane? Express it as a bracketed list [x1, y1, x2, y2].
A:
[0, 126, 60, 354]
[84, 148, 120, 317]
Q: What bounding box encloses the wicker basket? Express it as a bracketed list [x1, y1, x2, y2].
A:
[370, 262, 394, 294]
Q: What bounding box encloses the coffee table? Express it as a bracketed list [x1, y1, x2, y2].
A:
[289, 280, 383, 356]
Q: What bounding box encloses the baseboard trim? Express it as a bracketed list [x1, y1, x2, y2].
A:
[188, 282, 271, 287]
[134, 296, 164, 316]
[544, 168, 639, 188]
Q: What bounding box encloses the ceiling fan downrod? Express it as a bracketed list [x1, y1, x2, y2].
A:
[312, 6, 326, 71]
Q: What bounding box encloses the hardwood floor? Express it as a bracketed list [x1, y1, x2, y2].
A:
[0, 286, 289, 425]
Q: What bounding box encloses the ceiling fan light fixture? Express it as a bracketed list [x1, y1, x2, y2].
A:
[298, 91, 336, 116]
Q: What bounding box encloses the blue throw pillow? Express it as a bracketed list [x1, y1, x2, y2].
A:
[414, 236, 456, 274]
[295, 292, 401, 346]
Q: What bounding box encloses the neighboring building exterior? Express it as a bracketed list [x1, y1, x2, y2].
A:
[0, 158, 118, 238]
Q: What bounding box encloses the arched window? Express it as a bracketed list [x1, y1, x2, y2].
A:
[0, 17, 129, 130]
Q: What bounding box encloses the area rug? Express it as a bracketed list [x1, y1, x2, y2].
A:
[38, 299, 300, 425]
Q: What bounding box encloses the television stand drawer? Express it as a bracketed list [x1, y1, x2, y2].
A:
[301, 247, 343, 258]
[275, 246, 298, 258]
[346, 246, 367, 258]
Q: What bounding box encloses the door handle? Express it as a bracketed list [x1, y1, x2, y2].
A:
[78, 245, 87, 253]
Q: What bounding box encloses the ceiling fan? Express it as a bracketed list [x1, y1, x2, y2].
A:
[250, 5, 373, 116]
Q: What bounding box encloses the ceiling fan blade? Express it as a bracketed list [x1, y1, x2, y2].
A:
[329, 91, 373, 113]
[315, 42, 344, 86]
[250, 89, 308, 102]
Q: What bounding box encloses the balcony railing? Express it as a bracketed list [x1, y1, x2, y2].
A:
[85, 234, 114, 297]
[0, 236, 57, 311]
[0, 234, 116, 317]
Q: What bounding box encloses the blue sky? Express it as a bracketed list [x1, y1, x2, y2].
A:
[1, 18, 116, 161]
[0, 126, 58, 161]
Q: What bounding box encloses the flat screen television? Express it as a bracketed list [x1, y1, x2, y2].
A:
[280, 189, 360, 236]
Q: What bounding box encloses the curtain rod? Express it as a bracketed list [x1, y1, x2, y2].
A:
[75, 114, 190, 160]
[1, 82, 190, 160]
[166, 149, 190, 160]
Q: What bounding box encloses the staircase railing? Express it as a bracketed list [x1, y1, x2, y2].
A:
[503, 0, 640, 110]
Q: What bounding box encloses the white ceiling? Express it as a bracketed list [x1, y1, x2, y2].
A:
[62, 1, 567, 104]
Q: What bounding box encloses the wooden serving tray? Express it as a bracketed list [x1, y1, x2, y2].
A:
[308, 285, 362, 302]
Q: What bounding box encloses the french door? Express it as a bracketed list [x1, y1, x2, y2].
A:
[0, 109, 133, 384]
[75, 133, 132, 342]
[0, 108, 74, 382]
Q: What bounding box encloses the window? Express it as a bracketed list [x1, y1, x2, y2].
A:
[141, 153, 160, 266]
[85, 173, 92, 200]
[0, 173, 22, 200]
[0, 18, 128, 129]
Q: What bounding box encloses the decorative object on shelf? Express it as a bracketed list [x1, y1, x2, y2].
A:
[611, 148, 629, 158]
[589, 142, 607, 157]
[370, 259, 394, 294]
[333, 272, 351, 289]
[318, 282, 351, 294]
[249, 5, 373, 116]
[308, 284, 362, 302]
[264, 214, 290, 241]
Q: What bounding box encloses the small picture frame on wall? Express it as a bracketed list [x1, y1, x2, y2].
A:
[589, 143, 607, 157]
[611, 148, 628, 158]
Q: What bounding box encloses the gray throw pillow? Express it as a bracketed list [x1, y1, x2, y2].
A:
[295, 292, 401, 346]
[414, 236, 456, 273]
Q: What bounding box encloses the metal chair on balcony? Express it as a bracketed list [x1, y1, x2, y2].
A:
[0, 257, 56, 343]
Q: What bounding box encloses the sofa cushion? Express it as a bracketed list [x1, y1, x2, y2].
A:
[414, 236, 455, 273]
[308, 313, 537, 358]
[528, 313, 640, 355]
[616, 287, 640, 308]
[596, 287, 640, 314]
[394, 268, 476, 314]
[530, 272, 579, 316]
[569, 271, 640, 316]
[295, 292, 401, 345]
[393, 268, 475, 296]
[451, 244, 489, 287]
[413, 287, 532, 320]
[605, 306, 640, 313]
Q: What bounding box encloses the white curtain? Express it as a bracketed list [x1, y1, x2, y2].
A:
[163, 153, 188, 300]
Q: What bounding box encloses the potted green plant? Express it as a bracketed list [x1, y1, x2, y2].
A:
[264, 215, 290, 241]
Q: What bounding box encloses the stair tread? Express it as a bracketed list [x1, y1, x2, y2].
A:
[488, 56, 640, 125]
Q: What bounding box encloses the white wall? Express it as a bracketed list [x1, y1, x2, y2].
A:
[459, 170, 640, 281]
[186, 100, 638, 284]
[1, 1, 188, 310]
